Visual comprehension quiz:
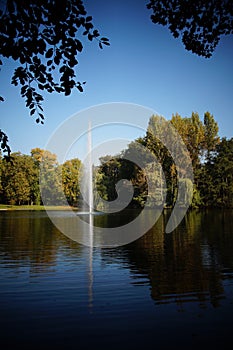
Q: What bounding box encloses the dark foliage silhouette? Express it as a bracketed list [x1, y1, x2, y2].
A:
[147, 0, 233, 58]
[1, 1, 232, 155]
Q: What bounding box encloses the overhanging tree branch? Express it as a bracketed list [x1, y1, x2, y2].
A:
[147, 0, 233, 58]
[0, 0, 110, 123]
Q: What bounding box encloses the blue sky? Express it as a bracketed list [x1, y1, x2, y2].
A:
[1, 0, 233, 158]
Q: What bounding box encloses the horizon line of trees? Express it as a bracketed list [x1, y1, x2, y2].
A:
[0, 111, 233, 209]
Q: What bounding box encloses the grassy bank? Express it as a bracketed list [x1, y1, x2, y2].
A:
[0, 204, 77, 211]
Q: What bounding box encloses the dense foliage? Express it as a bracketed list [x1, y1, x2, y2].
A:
[0, 0, 109, 154]
[0, 112, 233, 208]
[147, 0, 233, 58]
[1, 1, 232, 155]
[0, 0, 109, 123]
[0, 148, 82, 206]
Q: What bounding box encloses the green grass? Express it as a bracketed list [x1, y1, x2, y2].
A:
[0, 204, 76, 211]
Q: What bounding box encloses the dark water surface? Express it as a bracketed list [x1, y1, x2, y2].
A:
[0, 209, 233, 349]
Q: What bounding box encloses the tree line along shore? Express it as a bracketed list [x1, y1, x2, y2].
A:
[1, 112, 233, 209]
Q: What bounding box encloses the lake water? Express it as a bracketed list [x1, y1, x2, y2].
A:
[0, 209, 233, 349]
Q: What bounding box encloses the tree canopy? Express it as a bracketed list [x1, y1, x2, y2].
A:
[2, 112, 233, 209]
[1, 0, 232, 156]
[0, 0, 109, 123]
[147, 0, 233, 58]
[0, 0, 109, 155]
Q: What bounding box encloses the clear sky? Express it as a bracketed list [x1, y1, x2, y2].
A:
[1, 0, 233, 159]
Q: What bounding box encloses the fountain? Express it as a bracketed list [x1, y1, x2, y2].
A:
[78, 121, 94, 215]
[87, 122, 93, 306]
[78, 121, 105, 218]
[87, 121, 93, 214]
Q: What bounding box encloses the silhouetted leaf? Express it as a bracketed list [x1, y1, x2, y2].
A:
[54, 55, 60, 65]
[88, 33, 93, 41]
[45, 48, 53, 58]
[101, 37, 109, 42]
[93, 29, 99, 37]
[77, 84, 83, 92]
[76, 40, 83, 52]
[30, 108, 36, 116]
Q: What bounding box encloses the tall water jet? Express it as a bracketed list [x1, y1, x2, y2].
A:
[87, 121, 94, 307]
[80, 121, 94, 215]
[87, 121, 93, 214]
[86, 121, 94, 250]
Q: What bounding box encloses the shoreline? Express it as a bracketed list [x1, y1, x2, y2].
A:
[0, 205, 78, 211]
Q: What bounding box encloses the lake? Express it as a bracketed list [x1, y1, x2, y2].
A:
[0, 209, 233, 349]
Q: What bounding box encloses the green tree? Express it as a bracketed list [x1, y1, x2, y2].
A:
[97, 156, 122, 202]
[171, 112, 205, 170]
[210, 138, 233, 207]
[0, 152, 35, 204]
[123, 138, 165, 207]
[62, 158, 82, 206]
[94, 168, 108, 211]
[142, 115, 179, 206]
[203, 111, 220, 162]
[96, 154, 147, 209]
[171, 111, 220, 203]
[177, 178, 193, 207]
[31, 147, 63, 205]
[186, 112, 205, 170]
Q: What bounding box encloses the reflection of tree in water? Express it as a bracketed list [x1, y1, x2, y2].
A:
[0, 212, 81, 275]
[102, 210, 233, 309]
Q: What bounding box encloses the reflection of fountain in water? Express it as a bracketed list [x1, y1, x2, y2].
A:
[87, 122, 93, 308]
[87, 121, 93, 248]
[75, 121, 95, 308]
[88, 215, 93, 311]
